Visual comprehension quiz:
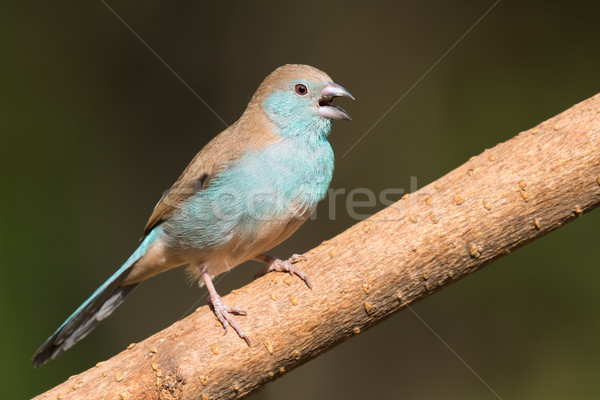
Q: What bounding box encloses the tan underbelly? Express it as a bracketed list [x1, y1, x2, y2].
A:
[188, 211, 310, 281]
[122, 210, 311, 286]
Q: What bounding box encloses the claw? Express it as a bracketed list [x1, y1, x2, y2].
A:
[255, 254, 312, 289]
[207, 293, 250, 345]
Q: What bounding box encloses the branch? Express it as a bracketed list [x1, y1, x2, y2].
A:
[34, 93, 600, 400]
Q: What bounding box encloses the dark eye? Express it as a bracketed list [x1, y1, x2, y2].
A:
[295, 84, 308, 95]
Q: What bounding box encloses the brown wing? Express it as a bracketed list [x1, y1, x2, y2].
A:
[142, 112, 280, 236]
[143, 154, 218, 236]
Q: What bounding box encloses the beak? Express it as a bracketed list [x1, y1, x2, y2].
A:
[317, 82, 355, 121]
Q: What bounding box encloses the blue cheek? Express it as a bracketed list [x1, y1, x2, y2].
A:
[262, 91, 305, 122]
[262, 91, 331, 140]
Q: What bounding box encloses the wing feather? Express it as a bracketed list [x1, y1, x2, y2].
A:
[143, 111, 279, 236]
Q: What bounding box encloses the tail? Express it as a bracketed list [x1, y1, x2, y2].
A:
[32, 230, 159, 367]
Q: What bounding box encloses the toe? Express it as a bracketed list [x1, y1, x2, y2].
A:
[215, 310, 229, 333]
[240, 333, 252, 347]
[227, 316, 251, 346]
[292, 268, 312, 289]
[290, 254, 307, 263]
[226, 305, 247, 316]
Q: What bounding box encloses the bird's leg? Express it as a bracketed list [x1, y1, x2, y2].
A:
[201, 271, 251, 346]
[254, 254, 312, 289]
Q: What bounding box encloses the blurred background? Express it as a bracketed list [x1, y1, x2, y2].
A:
[2, 1, 599, 398]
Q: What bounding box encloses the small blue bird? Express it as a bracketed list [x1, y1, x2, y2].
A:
[32, 64, 353, 367]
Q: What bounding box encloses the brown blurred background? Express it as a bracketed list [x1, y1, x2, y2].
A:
[2, 1, 599, 398]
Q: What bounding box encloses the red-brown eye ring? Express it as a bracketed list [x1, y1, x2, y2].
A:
[295, 84, 308, 95]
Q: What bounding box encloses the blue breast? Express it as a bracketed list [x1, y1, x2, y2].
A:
[164, 136, 334, 251]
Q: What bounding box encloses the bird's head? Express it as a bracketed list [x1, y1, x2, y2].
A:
[253, 64, 354, 139]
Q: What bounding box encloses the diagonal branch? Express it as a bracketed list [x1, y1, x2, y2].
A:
[33, 93, 600, 400]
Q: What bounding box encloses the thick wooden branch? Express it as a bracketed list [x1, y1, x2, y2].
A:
[34, 94, 600, 400]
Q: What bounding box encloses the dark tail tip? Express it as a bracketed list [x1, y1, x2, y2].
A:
[32, 283, 138, 367]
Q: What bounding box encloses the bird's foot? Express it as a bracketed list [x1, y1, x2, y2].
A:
[206, 293, 251, 346]
[201, 271, 250, 346]
[255, 254, 312, 289]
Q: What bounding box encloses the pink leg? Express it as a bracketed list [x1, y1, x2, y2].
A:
[254, 254, 312, 289]
[202, 272, 251, 346]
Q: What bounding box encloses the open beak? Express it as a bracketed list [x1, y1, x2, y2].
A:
[317, 82, 355, 121]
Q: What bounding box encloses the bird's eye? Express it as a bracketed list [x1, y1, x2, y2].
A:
[295, 84, 308, 96]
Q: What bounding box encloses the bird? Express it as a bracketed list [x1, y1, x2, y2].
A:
[32, 64, 354, 367]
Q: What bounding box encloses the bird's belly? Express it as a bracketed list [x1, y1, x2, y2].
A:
[184, 206, 312, 280]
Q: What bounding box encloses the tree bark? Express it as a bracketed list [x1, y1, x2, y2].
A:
[33, 93, 600, 400]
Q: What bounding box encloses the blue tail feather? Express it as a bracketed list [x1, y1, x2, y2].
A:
[32, 229, 160, 367]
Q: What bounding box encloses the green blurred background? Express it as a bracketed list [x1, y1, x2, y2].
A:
[2, 1, 599, 398]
